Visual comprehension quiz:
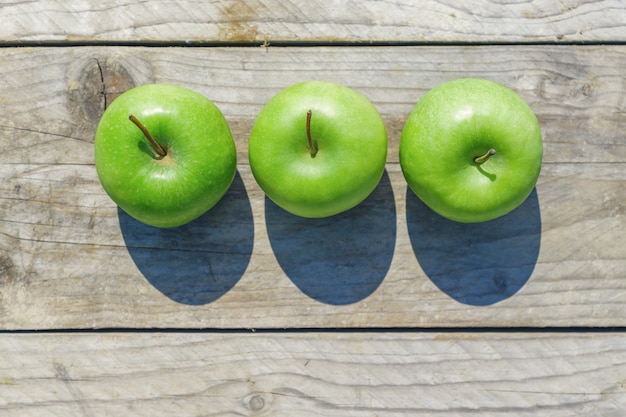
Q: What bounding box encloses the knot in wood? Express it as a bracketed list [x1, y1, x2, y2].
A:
[66, 56, 152, 131]
[248, 394, 265, 411]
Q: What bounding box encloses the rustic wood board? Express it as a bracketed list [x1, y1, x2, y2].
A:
[1, 2, 625, 415]
[0, 332, 625, 416]
[2, 0, 625, 44]
[1, 45, 625, 330]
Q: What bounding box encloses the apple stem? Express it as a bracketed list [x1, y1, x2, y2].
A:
[306, 109, 318, 157]
[129, 114, 167, 158]
[474, 148, 496, 165]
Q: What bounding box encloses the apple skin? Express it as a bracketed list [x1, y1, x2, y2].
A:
[400, 78, 543, 223]
[248, 81, 388, 218]
[94, 84, 237, 228]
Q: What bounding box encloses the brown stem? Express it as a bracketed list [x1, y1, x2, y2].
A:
[474, 148, 496, 164]
[306, 109, 318, 157]
[129, 114, 167, 158]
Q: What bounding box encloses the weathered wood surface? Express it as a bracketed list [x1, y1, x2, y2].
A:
[1, 332, 625, 416]
[1, 0, 625, 44]
[1, 45, 624, 330]
[1, 2, 625, 415]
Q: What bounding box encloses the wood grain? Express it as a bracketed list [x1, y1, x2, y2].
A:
[1, 45, 624, 330]
[1, 0, 625, 44]
[0, 332, 625, 416]
[2, 3, 624, 415]
[1, 45, 624, 164]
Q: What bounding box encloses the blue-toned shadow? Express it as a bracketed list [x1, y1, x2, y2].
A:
[266, 170, 396, 305]
[406, 188, 541, 306]
[119, 171, 254, 305]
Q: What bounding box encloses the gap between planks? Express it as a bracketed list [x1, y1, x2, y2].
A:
[2, 327, 626, 335]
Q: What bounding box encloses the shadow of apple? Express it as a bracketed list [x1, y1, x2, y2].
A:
[119, 171, 254, 305]
[406, 188, 541, 306]
[266, 170, 396, 305]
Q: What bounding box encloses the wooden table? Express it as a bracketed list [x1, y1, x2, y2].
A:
[1, 1, 625, 415]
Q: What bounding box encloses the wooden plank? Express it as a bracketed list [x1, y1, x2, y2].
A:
[1, 0, 625, 44]
[1, 46, 625, 330]
[1, 163, 625, 329]
[0, 332, 625, 416]
[1, 45, 624, 165]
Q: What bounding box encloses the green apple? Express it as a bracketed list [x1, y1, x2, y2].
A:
[94, 83, 237, 228]
[400, 78, 543, 223]
[248, 81, 388, 218]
